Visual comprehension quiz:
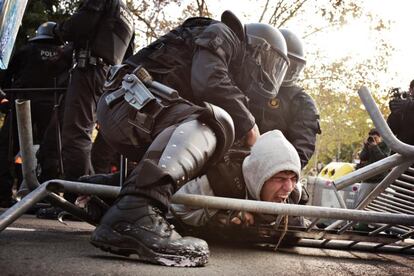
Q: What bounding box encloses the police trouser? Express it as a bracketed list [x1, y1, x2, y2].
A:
[97, 93, 215, 209]
[0, 97, 55, 196]
[61, 64, 107, 182]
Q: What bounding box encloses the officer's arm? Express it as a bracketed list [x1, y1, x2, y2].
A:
[387, 112, 402, 136]
[55, 0, 106, 42]
[286, 93, 321, 168]
[191, 24, 255, 140]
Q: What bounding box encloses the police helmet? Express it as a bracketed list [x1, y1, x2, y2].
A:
[29, 22, 57, 42]
[244, 23, 289, 101]
[279, 28, 306, 87]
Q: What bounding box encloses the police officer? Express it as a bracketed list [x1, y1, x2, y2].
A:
[249, 28, 321, 168]
[89, 11, 289, 266]
[53, 0, 134, 185]
[0, 22, 71, 207]
[387, 80, 414, 145]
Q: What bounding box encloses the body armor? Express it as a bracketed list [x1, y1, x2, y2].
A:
[91, 0, 134, 65]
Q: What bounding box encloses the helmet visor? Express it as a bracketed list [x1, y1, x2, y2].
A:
[282, 55, 306, 87]
[248, 35, 289, 95]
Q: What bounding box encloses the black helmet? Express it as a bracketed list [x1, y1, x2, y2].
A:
[243, 23, 289, 102]
[280, 28, 306, 87]
[29, 22, 57, 42]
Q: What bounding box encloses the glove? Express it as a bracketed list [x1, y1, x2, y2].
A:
[389, 99, 408, 113]
[0, 98, 10, 114]
[78, 172, 120, 186]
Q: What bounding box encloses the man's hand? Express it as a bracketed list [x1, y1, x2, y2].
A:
[230, 211, 255, 226]
[216, 211, 255, 226]
[244, 124, 260, 147]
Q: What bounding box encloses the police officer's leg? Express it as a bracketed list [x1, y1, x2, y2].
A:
[91, 103, 234, 266]
[0, 110, 19, 207]
[91, 131, 119, 174]
[61, 66, 106, 182]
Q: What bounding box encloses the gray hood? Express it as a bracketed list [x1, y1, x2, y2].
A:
[242, 130, 301, 200]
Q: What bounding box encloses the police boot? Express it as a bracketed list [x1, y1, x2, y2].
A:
[90, 195, 209, 267]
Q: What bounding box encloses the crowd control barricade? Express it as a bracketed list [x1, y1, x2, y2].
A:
[1, 86, 414, 254]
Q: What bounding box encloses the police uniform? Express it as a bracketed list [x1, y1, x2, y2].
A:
[126, 17, 255, 140]
[0, 39, 71, 205]
[250, 85, 321, 168]
[55, 0, 134, 181]
[387, 99, 414, 145]
[89, 13, 291, 266]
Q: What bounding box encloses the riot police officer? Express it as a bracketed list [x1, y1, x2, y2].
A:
[89, 11, 289, 266]
[387, 80, 414, 145]
[53, 0, 134, 185]
[0, 22, 71, 207]
[249, 28, 321, 168]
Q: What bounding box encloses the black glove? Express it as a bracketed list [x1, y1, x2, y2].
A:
[389, 99, 408, 113]
[78, 172, 120, 186]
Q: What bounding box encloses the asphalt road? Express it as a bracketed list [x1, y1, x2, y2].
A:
[1, 212, 414, 276]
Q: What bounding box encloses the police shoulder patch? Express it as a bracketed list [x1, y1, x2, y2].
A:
[268, 98, 280, 109]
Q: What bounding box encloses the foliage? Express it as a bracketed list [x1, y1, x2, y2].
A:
[11, 0, 397, 173]
[15, 0, 81, 50]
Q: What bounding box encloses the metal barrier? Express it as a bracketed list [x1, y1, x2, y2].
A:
[1, 86, 414, 253]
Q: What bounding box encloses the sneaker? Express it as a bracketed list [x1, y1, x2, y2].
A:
[90, 195, 209, 267]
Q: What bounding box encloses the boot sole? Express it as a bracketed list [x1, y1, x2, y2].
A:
[90, 224, 209, 267]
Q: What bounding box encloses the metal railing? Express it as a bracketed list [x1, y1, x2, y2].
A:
[1, 86, 414, 253]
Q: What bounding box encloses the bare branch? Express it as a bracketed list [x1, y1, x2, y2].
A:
[258, 0, 270, 23]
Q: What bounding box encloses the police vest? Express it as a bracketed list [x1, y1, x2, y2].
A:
[126, 17, 219, 102]
[91, 0, 134, 65]
[250, 85, 303, 134]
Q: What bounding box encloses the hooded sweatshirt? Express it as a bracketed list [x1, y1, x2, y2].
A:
[242, 130, 301, 200]
[171, 130, 301, 226]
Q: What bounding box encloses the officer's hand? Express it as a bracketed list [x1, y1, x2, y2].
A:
[389, 99, 407, 113]
[0, 98, 10, 114]
[245, 124, 260, 147]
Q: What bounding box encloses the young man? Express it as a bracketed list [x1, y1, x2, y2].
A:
[171, 130, 302, 227]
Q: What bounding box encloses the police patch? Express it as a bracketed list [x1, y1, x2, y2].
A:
[268, 98, 279, 108]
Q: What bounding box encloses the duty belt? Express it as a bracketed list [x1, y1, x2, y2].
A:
[105, 73, 167, 135]
[74, 49, 106, 68]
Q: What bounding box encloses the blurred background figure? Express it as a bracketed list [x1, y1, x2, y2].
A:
[0, 21, 71, 208]
[387, 80, 414, 145]
[355, 128, 390, 206]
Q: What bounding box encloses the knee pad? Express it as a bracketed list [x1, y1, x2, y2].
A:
[198, 102, 235, 164]
[158, 120, 217, 187]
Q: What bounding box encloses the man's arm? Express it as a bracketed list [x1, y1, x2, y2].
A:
[286, 92, 321, 168]
[54, 0, 106, 43]
[170, 175, 219, 227]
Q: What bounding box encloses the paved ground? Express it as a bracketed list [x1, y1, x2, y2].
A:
[1, 212, 414, 276]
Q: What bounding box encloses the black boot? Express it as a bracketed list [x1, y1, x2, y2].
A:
[90, 195, 209, 267]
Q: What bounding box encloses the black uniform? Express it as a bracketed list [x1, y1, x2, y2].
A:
[55, 0, 134, 181]
[88, 15, 270, 266]
[250, 85, 321, 168]
[387, 99, 414, 145]
[126, 17, 255, 140]
[0, 40, 71, 205]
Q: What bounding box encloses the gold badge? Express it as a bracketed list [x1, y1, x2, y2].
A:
[268, 98, 279, 108]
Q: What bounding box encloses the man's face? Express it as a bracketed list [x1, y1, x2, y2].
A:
[373, 134, 381, 144]
[260, 171, 298, 203]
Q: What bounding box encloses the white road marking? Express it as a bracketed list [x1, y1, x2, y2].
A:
[4, 227, 37, 232]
